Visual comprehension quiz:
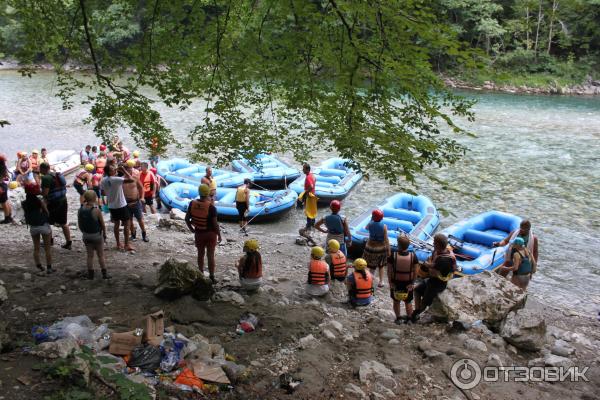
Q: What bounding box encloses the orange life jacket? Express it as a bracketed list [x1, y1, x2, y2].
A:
[308, 259, 329, 285]
[95, 157, 106, 175]
[330, 251, 348, 279]
[140, 171, 155, 196]
[29, 156, 40, 172]
[353, 271, 373, 299]
[189, 199, 211, 230]
[391, 251, 416, 283]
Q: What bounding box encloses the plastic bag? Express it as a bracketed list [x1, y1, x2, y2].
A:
[32, 326, 49, 343]
[160, 350, 180, 372]
[128, 345, 162, 372]
[238, 313, 259, 333]
[48, 315, 95, 343]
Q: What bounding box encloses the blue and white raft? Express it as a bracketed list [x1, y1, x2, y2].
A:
[230, 154, 301, 189]
[349, 193, 440, 253]
[156, 158, 252, 188]
[289, 158, 362, 204]
[159, 182, 298, 222]
[414, 210, 522, 276]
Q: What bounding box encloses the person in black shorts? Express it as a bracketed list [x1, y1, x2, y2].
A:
[40, 162, 72, 249]
[235, 178, 251, 235]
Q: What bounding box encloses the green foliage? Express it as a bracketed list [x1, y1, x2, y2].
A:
[44, 388, 94, 400]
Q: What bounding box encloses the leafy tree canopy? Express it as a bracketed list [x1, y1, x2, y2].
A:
[5, 0, 479, 186]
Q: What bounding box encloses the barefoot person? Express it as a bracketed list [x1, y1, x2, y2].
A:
[412, 233, 456, 321]
[123, 160, 148, 242]
[40, 162, 72, 249]
[185, 184, 222, 282]
[101, 164, 134, 251]
[315, 200, 352, 255]
[362, 209, 390, 288]
[237, 239, 263, 291]
[22, 182, 53, 274]
[235, 178, 251, 235]
[306, 246, 330, 297]
[508, 237, 536, 290]
[387, 235, 419, 323]
[78, 190, 109, 279]
[346, 258, 374, 307]
[0, 155, 13, 224]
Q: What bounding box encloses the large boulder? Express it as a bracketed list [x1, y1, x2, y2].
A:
[428, 271, 526, 328]
[154, 258, 214, 301]
[500, 308, 546, 351]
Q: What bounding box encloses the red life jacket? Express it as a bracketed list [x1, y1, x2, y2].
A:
[140, 171, 155, 196]
[353, 271, 373, 299]
[330, 251, 348, 279]
[308, 259, 328, 285]
[391, 251, 416, 283]
[189, 199, 211, 231]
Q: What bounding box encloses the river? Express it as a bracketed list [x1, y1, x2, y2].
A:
[1, 70, 599, 314]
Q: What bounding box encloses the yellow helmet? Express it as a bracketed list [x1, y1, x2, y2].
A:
[327, 239, 340, 252]
[311, 246, 325, 259]
[353, 258, 367, 271]
[198, 184, 211, 197]
[244, 239, 260, 252]
[84, 163, 95, 172]
[132, 150, 140, 158]
[126, 159, 136, 167]
[8, 181, 19, 190]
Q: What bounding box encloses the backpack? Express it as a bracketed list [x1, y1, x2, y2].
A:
[47, 172, 67, 201]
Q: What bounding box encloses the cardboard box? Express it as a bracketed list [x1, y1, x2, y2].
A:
[143, 310, 164, 345]
[109, 331, 142, 356]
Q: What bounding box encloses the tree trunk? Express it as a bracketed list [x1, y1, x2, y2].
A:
[534, 0, 543, 57]
[547, 0, 558, 54]
[526, 6, 530, 50]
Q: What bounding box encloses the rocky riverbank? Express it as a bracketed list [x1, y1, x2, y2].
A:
[0, 188, 599, 399]
[443, 75, 600, 96]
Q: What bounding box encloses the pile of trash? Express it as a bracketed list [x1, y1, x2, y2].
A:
[30, 311, 248, 395]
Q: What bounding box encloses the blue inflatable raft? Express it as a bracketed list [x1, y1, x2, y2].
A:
[156, 158, 252, 188]
[349, 193, 440, 253]
[289, 158, 362, 204]
[422, 211, 522, 276]
[159, 182, 298, 222]
[230, 154, 301, 188]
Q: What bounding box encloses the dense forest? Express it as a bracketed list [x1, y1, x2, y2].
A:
[1, 0, 598, 88]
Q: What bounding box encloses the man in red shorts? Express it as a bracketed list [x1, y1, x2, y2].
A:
[185, 184, 222, 283]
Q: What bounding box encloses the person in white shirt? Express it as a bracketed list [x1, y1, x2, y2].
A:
[101, 164, 135, 251]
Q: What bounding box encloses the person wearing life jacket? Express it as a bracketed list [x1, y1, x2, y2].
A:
[40, 162, 72, 250]
[29, 150, 41, 183]
[387, 235, 419, 323]
[494, 220, 539, 277]
[508, 237, 536, 290]
[306, 246, 330, 297]
[149, 136, 162, 167]
[139, 162, 157, 214]
[78, 190, 110, 280]
[0, 154, 13, 224]
[73, 164, 94, 203]
[95, 151, 107, 175]
[101, 164, 135, 251]
[315, 200, 352, 255]
[185, 184, 222, 282]
[346, 258, 374, 307]
[150, 167, 163, 210]
[80, 145, 92, 165]
[412, 233, 456, 321]
[22, 182, 54, 274]
[324, 239, 348, 283]
[235, 178, 252, 235]
[362, 209, 390, 288]
[201, 167, 217, 202]
[123, 160, 148, 243]
[237, 239, 263, 291]
[15, 151, 33, 185]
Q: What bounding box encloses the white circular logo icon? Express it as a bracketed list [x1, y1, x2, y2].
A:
[450, 358, 482, 390]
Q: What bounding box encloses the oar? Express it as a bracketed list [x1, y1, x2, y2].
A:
[488, 248, 499, 269]
[241, 204, 269, 230]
